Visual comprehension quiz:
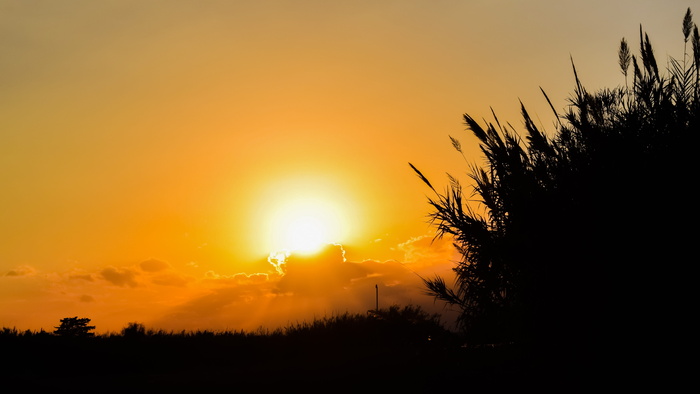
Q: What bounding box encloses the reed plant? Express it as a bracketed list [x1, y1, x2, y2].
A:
[412, 8, 699, 351]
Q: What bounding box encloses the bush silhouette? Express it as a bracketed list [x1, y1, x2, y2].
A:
[53, 316, 96, 338]
[121, 322, 147, 338]
[412, 8, 698, 351]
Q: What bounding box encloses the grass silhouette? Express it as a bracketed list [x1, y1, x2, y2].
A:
[1, 305, 543, 392]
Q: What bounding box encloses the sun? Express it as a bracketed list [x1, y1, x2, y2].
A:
[265, 195, 345, 254]
[278, 212, 329, 253]
[249, 176, 357, 257]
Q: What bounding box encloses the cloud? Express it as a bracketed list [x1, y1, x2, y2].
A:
[79, 294, 95, 302]
[1, 236, 461, 333]
[397, 234, 457, 267]
[139, 258, 171, 272]
[274, 243, 366, 296]
[151, 273, 193, 287]
[95, 259, 194, 288]
[5, 265, 37, 277]
[153, 275, 279, 331]
[100, 266, 139, 288]
[232, 272, 269, 285]
[68, 273, 95, 282]
[150, 240, 461, 332]
[204, 271, 271, 285]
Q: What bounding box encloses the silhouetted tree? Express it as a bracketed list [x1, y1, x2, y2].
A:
[412, 9, 698, 350]
[54, 317, 96, 338]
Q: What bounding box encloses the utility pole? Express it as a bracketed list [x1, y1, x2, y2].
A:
[375, 284, 378, 311]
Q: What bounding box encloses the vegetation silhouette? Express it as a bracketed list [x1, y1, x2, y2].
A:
[53, 316, 96, 338]
[411, 8, 697, 385]
[3, 306, 532, 391]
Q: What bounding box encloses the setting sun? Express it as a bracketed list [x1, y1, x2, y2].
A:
[250, 175, 356, 256]
[268, 197, 343, 254]
[277, 211, 330, 253]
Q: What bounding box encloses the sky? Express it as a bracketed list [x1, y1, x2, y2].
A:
[1, 0, 694, 333]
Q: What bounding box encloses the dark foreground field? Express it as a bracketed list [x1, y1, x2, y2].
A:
[4, 336, 542, 392]
[0, 308, 649, 393]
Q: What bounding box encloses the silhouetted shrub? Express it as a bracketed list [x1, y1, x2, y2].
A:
[275, 304, 455, 351]
[120, 322, 146, 338]
[412, 8, 698, 351]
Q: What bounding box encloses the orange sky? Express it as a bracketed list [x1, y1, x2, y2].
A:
[0, 0, 692, 333]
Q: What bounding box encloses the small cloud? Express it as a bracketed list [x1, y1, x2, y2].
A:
[151, 273, 193, 287]
[233, 272, 269, 284]
[204, 271, 269, 285]
[5, 265, 37, 277]
[274, 244, 366, 295]
[79, 294, 95, 302]
[101, 266, 139, 288]
[69, 274, 94, 282]
[139, 258, 171, 272]
[397, 234, 456, 267]
[204, 270, 221, 280]
[267, 251, 289, 275]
